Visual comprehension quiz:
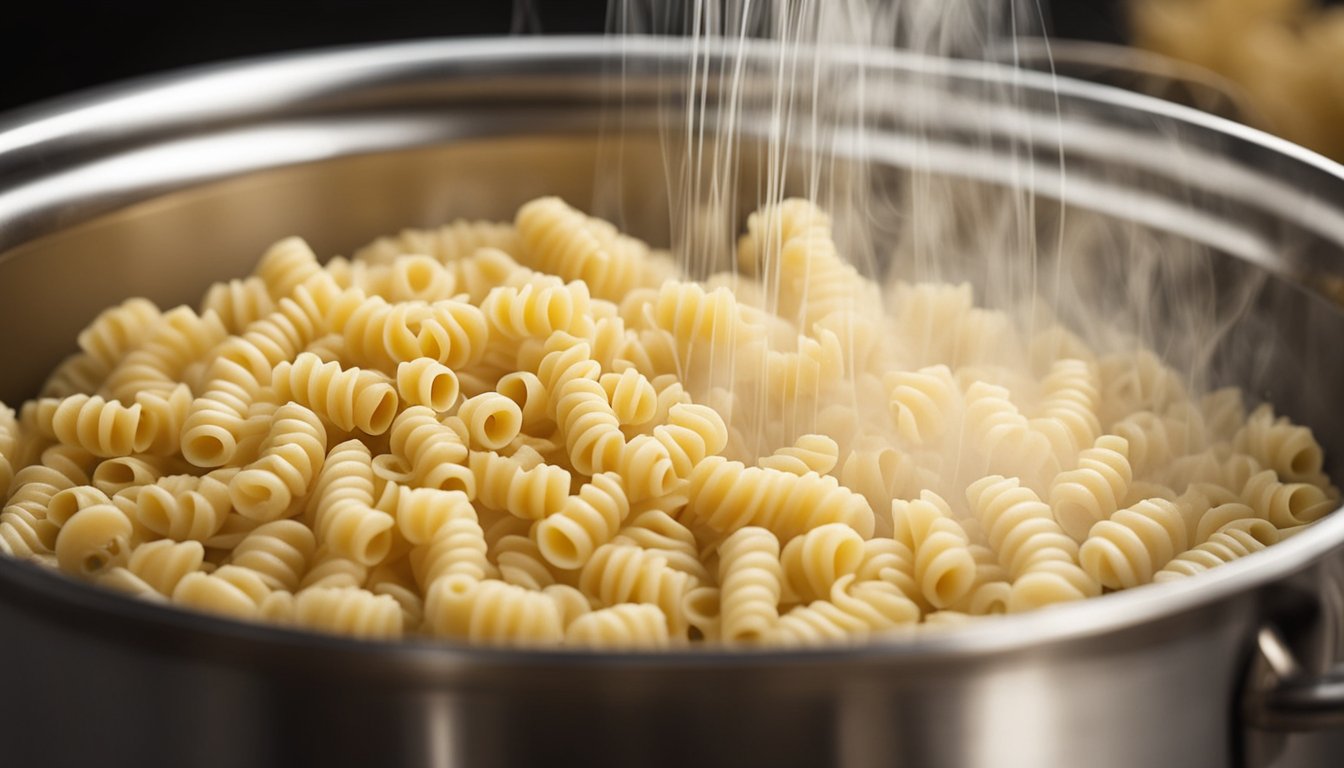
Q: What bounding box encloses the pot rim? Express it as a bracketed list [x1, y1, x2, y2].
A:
[1, 36, 1343, 668]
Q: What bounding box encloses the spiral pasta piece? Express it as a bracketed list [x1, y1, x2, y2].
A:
[580, 543, 695, 636]
[470, 451, 571, 521]
[102, 306, 227, 401]
[493, 533, 556, 591]
[272, 353, 398, 435]
[388, 406, 471, 491]
[201, 277, 276, 334]
[1078, 499, 1188, 589]
[686, 456, 876, 542]
[965, 475, 1098, 611]
[885, 365, 958, 445]
[77, 298, 163, 370]
[457, 392, 524, 451]
[481, 276, 594, 341]
[535, 473, 630, 570]
[1154, 518, 1279, 583]
[172, 565, 273, 619]
[396, 359, 459, 412]
[564, 603, 671, 649]
[1049, 435, 1133, 542]
[890, 491, 977, 609]
[424, 574, 565, 646]
[412, 501, 492, 586]
[55, 503, 134, 578]
[515, 197, 659, 302]
[389, 487, 471, 545]
[124, 539, 206, 596]
[758, 434, 839, 476]
[35, 394, 152, 458]
[771, 575, 920, 647]
[229, 520, 317, 592]
[1240, 469, 1335, 528]
[308, 440, 395, 565]
[229, 403, 327, 521]
[779, 522, 865, 604]
[135, 470, 235, 541]
[292, 586, 404, 639]
[1234, 404, 1326, 483]
[714, 527, 783, 642]
[352, 220, 520, 267]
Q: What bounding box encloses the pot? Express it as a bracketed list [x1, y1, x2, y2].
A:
[0, 38, 1342, 768]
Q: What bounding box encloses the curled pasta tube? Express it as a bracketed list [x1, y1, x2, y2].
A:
[535, 473, 630, 570]
[396, 359, 459, 412]
[457, 393, 524, 451]
[55, 503, 134, 578]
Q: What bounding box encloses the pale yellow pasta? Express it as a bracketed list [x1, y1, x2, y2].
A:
[965, 475, 1099, 611]
[0, 196, 1336, 650]
[411, 503, 492, 586]
[388, 406, 470, 491]
[272, 352, 398, 436]
[580, 543, 696, 636]
[173, 564, 272, 619]
[102, 306, 227, 402]
[123, 539, 206, 597]
[132, 469, 233, 542]
[201, 276, 276, 334]
[758, 433, 839, 476]
[457, 392, 524, 451]
[1240, 468, 1335, 528]
[293, 586, 404, 640]
[1153, 518, 1280, 583]
[470, 450, 570, 521]
[1235, 405, 1327, 484]
[779, 522, 865, 604]
[890, 492, 977, 609]
[481, 275, 594, 342]
[308, 439, 395, 565]
[254, 236, 329, 300]
[424, 573, 565, 646]
[395, 359, 459, 412]
[514, 197, 662, 302]
[1079, 498, 1188, 590]
[771, 575, 920, 647]
[228, 520, 316, 592]
[493, 533, 556, 591]
[54, 503, 134, 578]
[77, 297, 163, 370]
[1049, 435, 1134, 542]
[535, 472, 630, 570]
[564, 603, 671, 649]
[228, 403, 327, 521]
[716, 527, 784, 643]
[885, 365, 958, 445]
[351, 220, 520, 266]
[685, 457, 876, 541]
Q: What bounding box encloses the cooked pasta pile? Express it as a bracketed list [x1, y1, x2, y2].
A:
[0, 196, 1335, 647]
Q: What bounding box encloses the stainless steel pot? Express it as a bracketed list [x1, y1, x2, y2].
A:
[1, 38, 1343, 768]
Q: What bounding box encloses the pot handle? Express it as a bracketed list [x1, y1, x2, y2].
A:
[1246, 626, 1344, 730]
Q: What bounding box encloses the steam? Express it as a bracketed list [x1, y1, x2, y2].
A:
[588, 1, 1268, 507]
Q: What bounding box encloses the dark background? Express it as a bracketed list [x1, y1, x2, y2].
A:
[1, 0, 1126, 115]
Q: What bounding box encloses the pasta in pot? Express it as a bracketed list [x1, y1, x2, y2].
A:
[0, 196, 1335, 648]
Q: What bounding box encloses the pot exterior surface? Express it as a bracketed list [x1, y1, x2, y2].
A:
[2, 39, 1344, 768]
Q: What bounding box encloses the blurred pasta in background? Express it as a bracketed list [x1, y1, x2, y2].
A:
[1131, 0, 1344, 160]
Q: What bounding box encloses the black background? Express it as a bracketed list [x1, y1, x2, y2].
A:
[1, 0, 1126, 115]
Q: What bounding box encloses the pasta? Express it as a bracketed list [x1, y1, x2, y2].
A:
[0, 197, 1334, 649]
